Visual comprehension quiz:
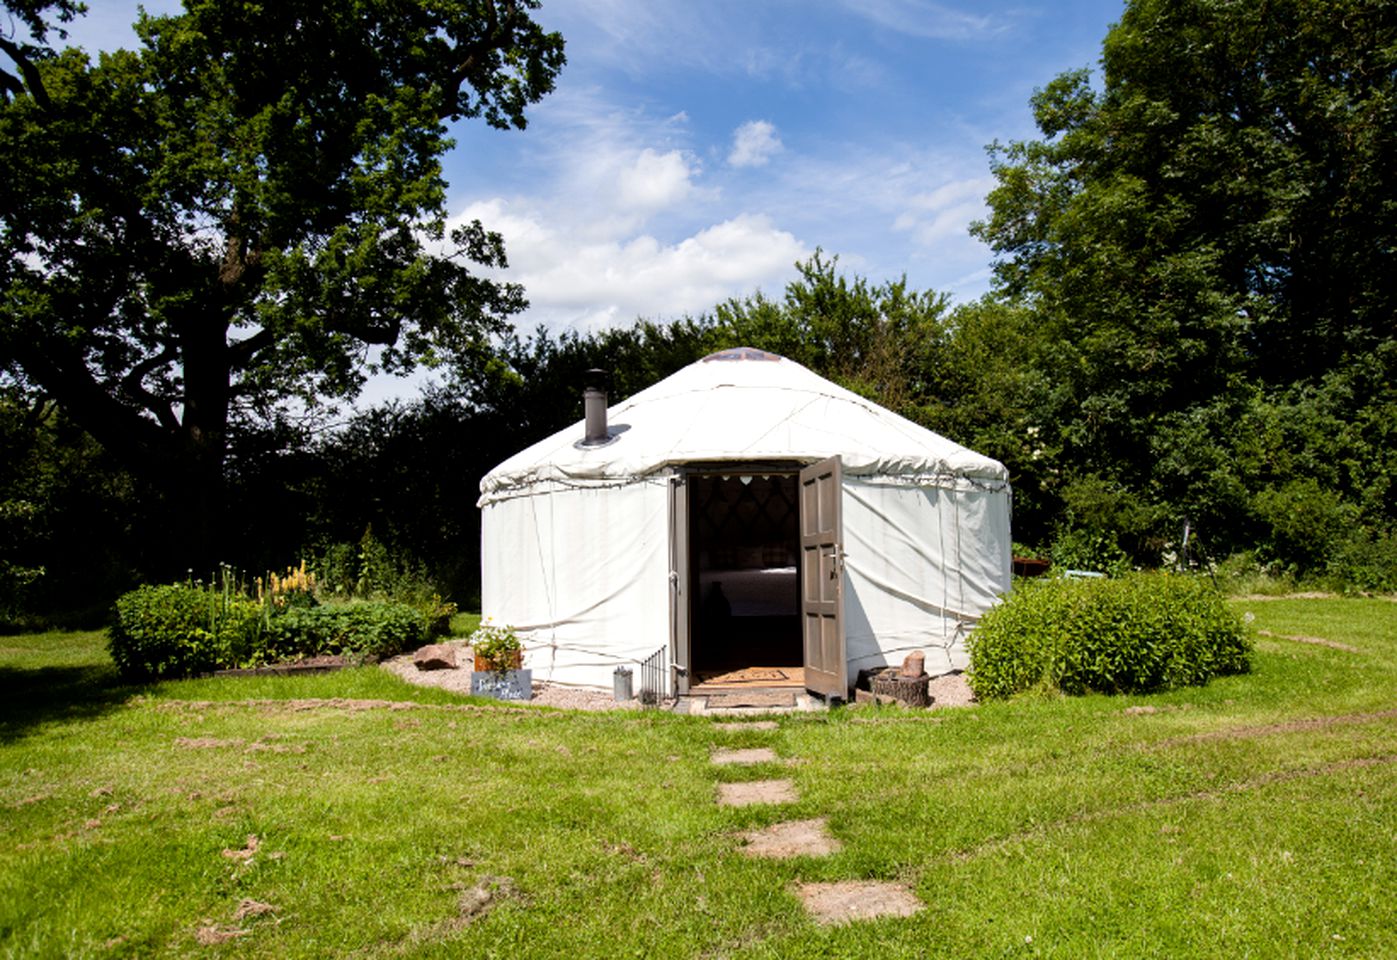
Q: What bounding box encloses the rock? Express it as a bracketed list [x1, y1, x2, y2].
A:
[898, 651, 926, 679]
[854, 689, 899, 706]
[413, 644, 458, 671]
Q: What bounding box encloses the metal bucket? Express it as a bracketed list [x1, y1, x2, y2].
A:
[613, 666, 633, 702]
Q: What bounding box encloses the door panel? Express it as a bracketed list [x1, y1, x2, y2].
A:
[669, 475, 690, 695]
[799, 456, 846, 698]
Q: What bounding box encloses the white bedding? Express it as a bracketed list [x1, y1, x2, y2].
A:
[698, 567, 798, 617]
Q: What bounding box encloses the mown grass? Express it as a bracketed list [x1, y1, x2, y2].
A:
[1, 598, 1393, 958]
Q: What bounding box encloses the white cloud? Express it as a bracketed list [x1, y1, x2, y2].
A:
[838, 0, 998, 40]
[728, 121, 783, 168]
[617, 148, 696, 213]
[891, 175, 997, 245]
[453, 203, 807, 331]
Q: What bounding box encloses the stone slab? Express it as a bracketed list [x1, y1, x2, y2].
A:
[795, 880, 923, 925]
[717, 779, 798, 807]
[711, 747, 779, 766]
[738, 817, 841, 858]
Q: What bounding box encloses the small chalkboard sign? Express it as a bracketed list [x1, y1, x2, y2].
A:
[470, 669, 532, 701]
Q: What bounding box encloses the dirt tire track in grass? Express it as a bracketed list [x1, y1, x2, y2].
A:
[944, 753, 1397, 865]
[1148, 708, 1397, 750]
[1255, 629, 1361, 653]
[152, 697, 563, 719]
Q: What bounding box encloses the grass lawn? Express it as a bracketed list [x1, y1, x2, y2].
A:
[1, 597, 1393, 958]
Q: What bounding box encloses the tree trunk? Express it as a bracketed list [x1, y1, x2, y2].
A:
[173, 307, 234, 575]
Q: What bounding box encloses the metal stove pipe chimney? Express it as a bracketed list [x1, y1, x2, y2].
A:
[582, 369, 609, 445]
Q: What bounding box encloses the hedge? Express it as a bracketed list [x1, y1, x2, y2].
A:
[108, 584, 261, 680]
[108, 584, 425, 680]
[967, 573, 1252, 700]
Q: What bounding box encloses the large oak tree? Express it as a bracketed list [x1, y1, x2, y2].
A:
[0, 0, 564, 567]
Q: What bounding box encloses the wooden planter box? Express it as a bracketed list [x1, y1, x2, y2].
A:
[472, 649, 523, 672]
[1012, 556, 1050, 578]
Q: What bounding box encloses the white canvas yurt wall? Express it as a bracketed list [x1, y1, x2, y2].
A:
[478, 348, 1012, 690]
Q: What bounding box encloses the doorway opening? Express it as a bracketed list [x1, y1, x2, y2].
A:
[688, 469, 804, 689]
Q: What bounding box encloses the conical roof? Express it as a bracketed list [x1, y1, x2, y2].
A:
[479, 347, 1007, 503]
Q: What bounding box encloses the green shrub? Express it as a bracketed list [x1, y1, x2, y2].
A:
[108, 583, 262, 680]
[1211, 551, 1298, 597]
[1049, 526, 1131, 577]
[1254, 478, 1359, 574]
[1327, 531, 1397, 594]
[306, 530, 455, 636]
[263, 601, 425, 662]
[968, 573, 1251, 700]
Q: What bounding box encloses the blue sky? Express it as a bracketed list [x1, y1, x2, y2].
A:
[62, 0, 1124, 335]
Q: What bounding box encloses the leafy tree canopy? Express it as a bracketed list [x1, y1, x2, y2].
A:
[0, 0, 564, 565]
[973, 0, 1397, 566]
[0, 0, 84, 104]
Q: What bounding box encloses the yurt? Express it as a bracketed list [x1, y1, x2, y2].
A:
[478, 347, 1012, 699]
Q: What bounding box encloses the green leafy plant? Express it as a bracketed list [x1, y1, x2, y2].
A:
[262, 602, 425, 663]
[307, 530, 455, 636]
[1328, 530, 1397, 594]
[968, 572, 1251, 700]
[1050, 526, 1131, 577]
[108, 581, 262, 679]
[468, 619, 522, 673]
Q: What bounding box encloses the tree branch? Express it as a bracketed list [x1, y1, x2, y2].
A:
[9, 333, 175, 477]
[0, 35, 53, 110]
[439, 0, 511, 120]
[227, 326, 275, 368]
[118, 345, 181, 432]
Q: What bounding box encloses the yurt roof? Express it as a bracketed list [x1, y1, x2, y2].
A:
[479, 347, 1008, 502]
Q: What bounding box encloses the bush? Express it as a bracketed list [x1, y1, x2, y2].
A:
[968, 573, 1251, 700]
[262, 601, 425, 662]
[1327, 531, 1397, 594]
[109, 572, 427, 680]
[307, 530, 455, 636]
[1049, 527, 1131, 577]
[108, 583, 262, 680]
[1254, 478, 1358, 575]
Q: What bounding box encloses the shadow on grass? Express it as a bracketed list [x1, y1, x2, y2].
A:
[0, 662, 133, 743]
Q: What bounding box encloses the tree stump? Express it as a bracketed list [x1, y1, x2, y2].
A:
[870, 672, 930, 707]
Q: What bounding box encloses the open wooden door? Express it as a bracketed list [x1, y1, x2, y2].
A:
[668, 474, 691, 695]
[799, 456, 847, 699]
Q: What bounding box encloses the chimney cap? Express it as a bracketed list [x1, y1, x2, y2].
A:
[584, 368, 609, 391]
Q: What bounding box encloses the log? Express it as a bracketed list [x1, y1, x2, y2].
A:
[870, 672, 930, 708]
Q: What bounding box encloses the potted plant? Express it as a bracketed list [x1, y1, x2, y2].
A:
[468, 619, 531, 700]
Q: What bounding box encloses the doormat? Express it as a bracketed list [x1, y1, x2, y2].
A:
[706, 691, 797, 709]
[704, 667, 791, 684]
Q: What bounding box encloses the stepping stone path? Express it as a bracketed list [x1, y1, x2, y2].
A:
[718, 779, 798, 807]
[795, 880, 924, 926]
[739, 817, 842, 858]
[713, 720, 778, 732]
[710, 747, 779, 766]
[708, 718, 922, 925]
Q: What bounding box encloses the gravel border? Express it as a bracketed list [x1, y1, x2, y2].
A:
[384, 642, 976, 712]
[381, 643, 643, 711]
